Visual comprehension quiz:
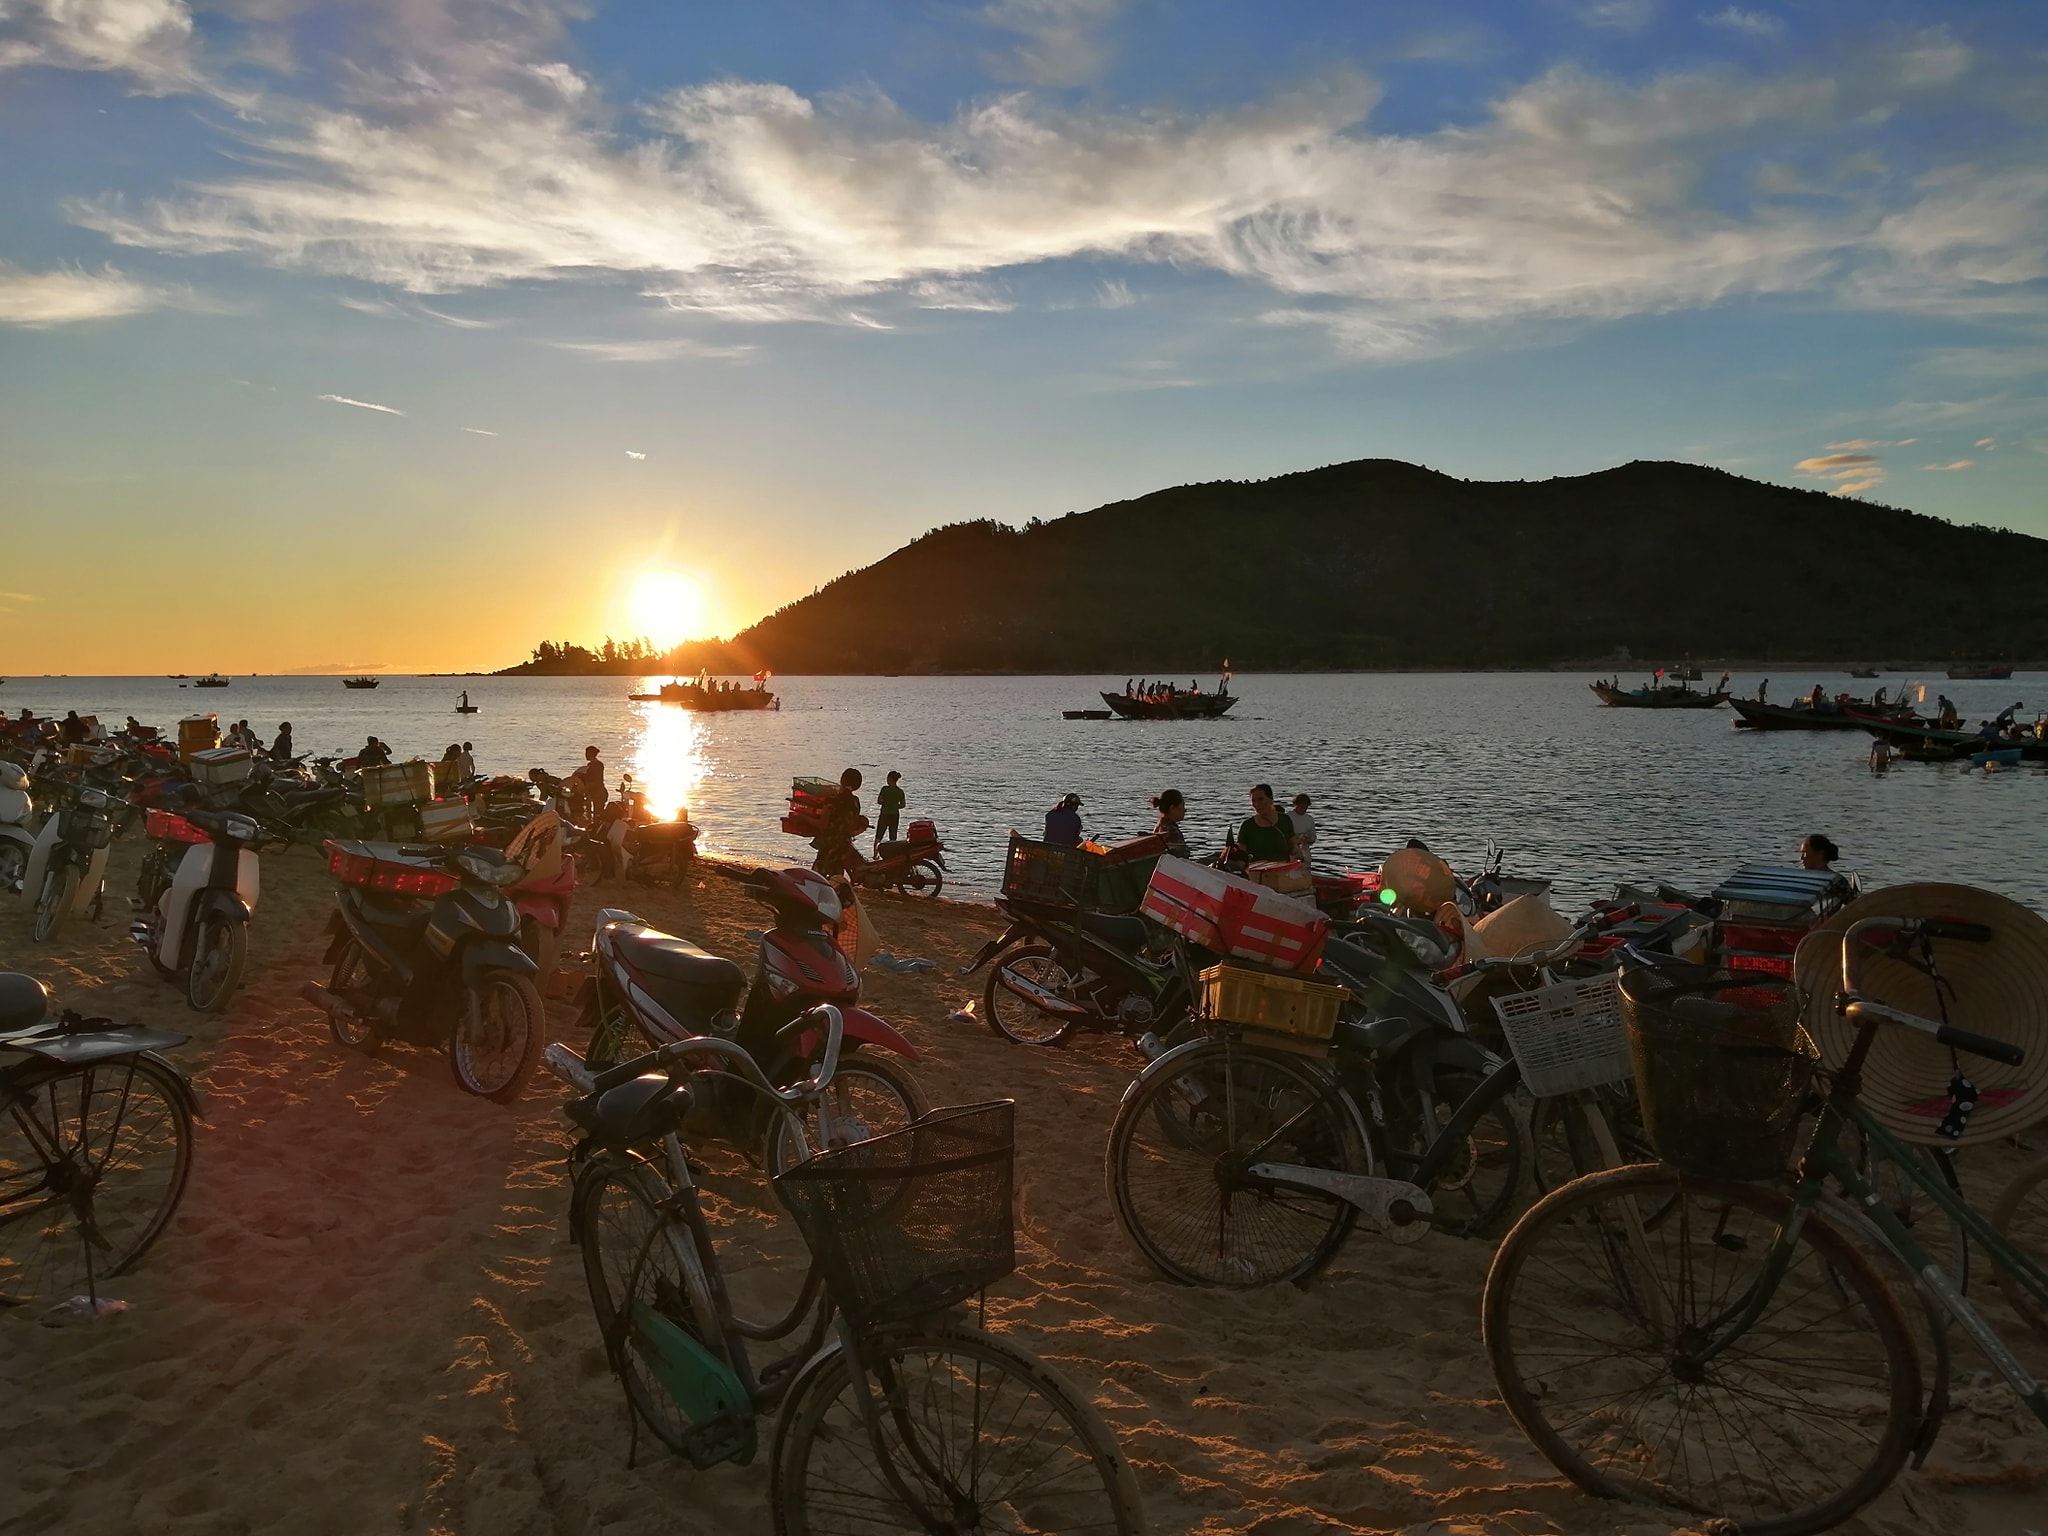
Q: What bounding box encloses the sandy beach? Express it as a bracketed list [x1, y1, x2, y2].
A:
[2, 838, 2042, 1536]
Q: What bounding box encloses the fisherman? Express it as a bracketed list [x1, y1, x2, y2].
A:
[1043, 792, 1084, 847]
[358, 735, 392, 768]
[271, 722, 294, 760]
[814, 768, 868, 876]
[874, 770, 905, 849]
[58, 710, 87, 746]
[570, 745, 608, 819]
[1937, 694, 1960, 728]
[1231, 784, 1295, 865]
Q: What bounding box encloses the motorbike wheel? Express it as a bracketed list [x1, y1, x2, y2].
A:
[763, 1051, 932, 1178]
[31, 865, 79, 944]
[185, 911, 247, 1012]
[983, 943, 1079, 1047]
[904, 858, 944, 899]
[326, 942, 380, 1053]
[449, 970, 545, 1103]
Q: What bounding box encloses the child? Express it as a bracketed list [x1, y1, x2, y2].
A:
[875, 770, 906, 848]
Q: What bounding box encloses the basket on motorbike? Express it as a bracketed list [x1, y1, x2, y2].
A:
[177, 714, 220, 763]
[907, 818, 938, 846]
[783, 776, 839, 838]
[190, 744, 253, 787]
[1001, 833, 1165, 913]
[772, 1101, 1016, 1328]
[1620, 965, 1817, 1180]
[1199, 961, 1347, 1054]
[145, 808, 209, 845]
[419, 798, 474, 842]
[1492, 973, 1628, 1096]
[361, 760, 434, 810]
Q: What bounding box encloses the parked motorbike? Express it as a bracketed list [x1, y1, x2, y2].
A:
[0, 760, 34, 895]
[577, 864, 927, 1170]
[127, 807, 272, 1012]
[301, 840, 546, 1102]
[964, 894, 1201, 1048]
[21, 776, 115, 943]
[848, 819, 947, 898]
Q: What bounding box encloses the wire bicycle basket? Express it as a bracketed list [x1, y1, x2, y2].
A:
[1492, 973, 1629, 1097]
[1621, 965, 1818, 1181]
[772, 1100, 1016, 1328]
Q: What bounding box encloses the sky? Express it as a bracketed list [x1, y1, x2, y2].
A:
[2, 0, 2044, 674]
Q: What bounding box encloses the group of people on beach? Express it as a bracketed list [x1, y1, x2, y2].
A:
[1040, 783, 1319, 870]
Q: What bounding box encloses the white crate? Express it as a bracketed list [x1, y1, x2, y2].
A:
[190, 745, 253, 787]
[1493, 973, 1628, 1097]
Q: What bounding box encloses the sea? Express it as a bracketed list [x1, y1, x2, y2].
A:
[4, 672, 2039, 909]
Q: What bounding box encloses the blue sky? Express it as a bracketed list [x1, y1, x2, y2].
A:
[2, 0, 2044, 672]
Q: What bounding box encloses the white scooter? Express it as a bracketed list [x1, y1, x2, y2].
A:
[130, 806, 265, 1012]
[0, 761, 35, 894]
[22, 782, 115, 942]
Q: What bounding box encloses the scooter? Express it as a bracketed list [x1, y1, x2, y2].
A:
[128, 807, 269, 1012]
[963, 894, 1202, 1049]
[577, 865, 926, 1170]
[302, 839, 545, 1102]
[0, 761, 35, 894]
[21, 777, 115, 943]
[849, 819, 947, 899]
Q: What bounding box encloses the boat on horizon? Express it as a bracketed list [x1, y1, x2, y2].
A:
[1591, 672, 1730, 709]
[628, 678, 778, 711]
[1947, 662, 2015, 680]
[1099, 686, 1237, 720]
[1731, 692, 1912, 731]
[342, 676, 381, 689]
[192, 673, 230, 688]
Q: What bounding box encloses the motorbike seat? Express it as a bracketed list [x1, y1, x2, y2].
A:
[614, 932, 746, 1026]
[566, 1074, 691, 1148]
[875, 839, 913, 858]
[0, 973, 50, 1035]
[1079, 911, 1152, 950]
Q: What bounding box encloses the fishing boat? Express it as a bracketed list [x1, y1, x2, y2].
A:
[1860, 716, 1979, 750]
[192, 673, 230, 688]
[1100, 687, 1237, 720]
[342, 676, 381, 689]
[628, 679, 779, 711]
[1590, 674, 1730, 709]
[1731, 692, 1913, 731]
[1947, 663, 2016, 680]
[1848, 667, 1880, 679]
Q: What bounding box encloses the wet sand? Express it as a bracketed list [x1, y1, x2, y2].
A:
[1, 839, 2041, 1535]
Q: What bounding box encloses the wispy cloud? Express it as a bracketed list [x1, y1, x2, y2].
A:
[548, 337, 756, 362]
[0, 262, 173, 327]
[1921, 459, 1975, 471]
[624, 449, 646, 460]
[1974, 436, 1996, 448]
[1702, 7, 1783, 37]
[317, 393, 404, 415]
[337, 293, 499, 328]
[462, 427, 498, 436]
[981, 0, 1123, 87]
[1096, 279, 1136, 309]
[1824, 438, 1915, 450]
[1571, 0, 1658, 32]
[1796, 450, 1888, 496]
[0, 0, 200, 93]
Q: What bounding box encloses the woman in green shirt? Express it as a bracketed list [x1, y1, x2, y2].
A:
[1233, 783, 1295, 865]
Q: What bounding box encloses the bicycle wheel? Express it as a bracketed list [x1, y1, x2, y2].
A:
[1858, 1129, 1968, 1297]
[1484, 1165, 1920, 1536]
[983, 945, 1077, 1047]
[764, 1054, 931, 1178]
[572, 1155, 713, 1458]
[448, 971, 543, 1103]
[1530, 1085, 1657, 1195]
[0, 1055, 194, 1308]
[1397, 1068, 1524, 1238]
[1107, 1037, 1366, 1287]
[772, 1319, 1145, 1535]
[32, 864, 79, 944]
[185, 912, 247, 1013]
[1990, 1148, 2048, 1339]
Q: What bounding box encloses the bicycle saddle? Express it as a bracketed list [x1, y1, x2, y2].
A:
[0, 973, 50, 1036]
[567, 1073, 691, 1148]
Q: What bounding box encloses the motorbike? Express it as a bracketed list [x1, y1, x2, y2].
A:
[963, 894, 1202, 1048]
[301, 839, 546, 1102]
[21, 775, 115, 943]
[128, 806, 271, 1012]
[848, 819, 947, 899]
[0, 760, 34, 895]
[576, 864, 927, 1171]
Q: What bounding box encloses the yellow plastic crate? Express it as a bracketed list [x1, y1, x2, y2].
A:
[1199, 962, 1347, 1042]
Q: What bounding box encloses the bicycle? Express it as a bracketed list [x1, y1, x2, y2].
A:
[1483, 913, 2048, 1536]
[0, 974, 198, 1311]
[545, 1005, 1147, 1533]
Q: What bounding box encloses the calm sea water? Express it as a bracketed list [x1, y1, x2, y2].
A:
[5, 672, 2040, 908]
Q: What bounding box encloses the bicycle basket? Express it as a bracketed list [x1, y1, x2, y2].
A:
[1621, 965, 1817, 1181]
[1492, 973, 1628, 1097]
[772, 1101, 1016, 1328]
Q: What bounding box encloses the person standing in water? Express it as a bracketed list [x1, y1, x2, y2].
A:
[874, 770, 905, 850]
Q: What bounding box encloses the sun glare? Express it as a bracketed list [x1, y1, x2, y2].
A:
[627, 569, 709, 650]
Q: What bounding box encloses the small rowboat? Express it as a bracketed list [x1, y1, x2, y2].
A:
[342, 676, 381, 689]
[1590, 680, 1729, 709]
[1100, 690, 1237, 720]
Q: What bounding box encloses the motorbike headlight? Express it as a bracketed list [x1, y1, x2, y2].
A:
[224, 815, 260, 842]
[455, 850, 523, 886]
[79, 788, 111, 810]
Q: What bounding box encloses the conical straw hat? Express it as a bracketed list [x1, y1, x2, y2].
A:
[1795, 883, 2048, 1147]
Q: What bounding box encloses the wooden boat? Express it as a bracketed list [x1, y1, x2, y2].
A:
[1100, 689, 1237, 720]
[629, 680, 778, 711]
[1948, 663, 2015, 680]
[192, 673, 230, 688]
[1860, 717, 1978, 749]
[1848, 667, 1880, 678]
[342, 677, 381, 689]
[1590, 678, 1729, 709]
[1062, 709, 1113, 720]
[1731, 694, 1912, 731]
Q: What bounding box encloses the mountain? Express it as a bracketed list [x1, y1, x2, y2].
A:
[709, 459, 2048, 673]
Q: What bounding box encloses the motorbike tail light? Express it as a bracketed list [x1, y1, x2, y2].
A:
[145, 810, 210, 845]
[325, 844, 458, 897]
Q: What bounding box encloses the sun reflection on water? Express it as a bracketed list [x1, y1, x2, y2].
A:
[623, 695, 708, 825]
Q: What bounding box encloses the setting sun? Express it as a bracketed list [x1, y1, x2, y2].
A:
[627, 569, 709, 650]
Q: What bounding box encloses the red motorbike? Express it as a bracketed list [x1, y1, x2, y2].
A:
[575, 865, 927, 1168]
[820, 818, 947, 898]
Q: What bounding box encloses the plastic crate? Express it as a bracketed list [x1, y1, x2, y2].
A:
[1001, 835, 1096, 906]
[1492, 973, 1628, 1097]
[419, 798, 474, 843]
[190, 745, 253, 787]
[1094, 854, 1160, 915]
[361, 760, 433, 809]
[1199, 962, 1346, 1043]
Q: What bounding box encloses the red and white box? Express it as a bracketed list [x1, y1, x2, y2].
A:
[1141, 856, 1329, 972]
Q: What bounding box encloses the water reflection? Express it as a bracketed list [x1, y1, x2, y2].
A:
[623, 693, 708, 825]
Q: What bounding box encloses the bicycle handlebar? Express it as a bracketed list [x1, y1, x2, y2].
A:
[1437, 907, 1630, 982]
[562, 1003, 848, 1105]
[1838, 916, 2025, 1069]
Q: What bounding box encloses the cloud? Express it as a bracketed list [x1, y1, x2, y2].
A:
[624, 449, 645, 460]
[1921, 459, 1975, 471]
[462, 426, 498, 436]
[982, 0, 1122, 87]
[336, 293, 499, 328]
[56, 18, 2047, 359]
[0, 0, 199, 91]
[316, 393, 404, 414]
[1797, 450, 1888, 496]
[1974, 436, 1996, 448]
[1096, 278, 1136, 309]
[1831, 476, 1885, 495]
[1824, 438, 1915, 450]
[548, 337, 755, 362]
[1703, 7, 1782, 37]
[1797, 452, 1878, 472]
[0, 261, 173, 326]
[1571, 0, 1658, 31]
